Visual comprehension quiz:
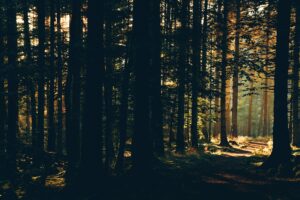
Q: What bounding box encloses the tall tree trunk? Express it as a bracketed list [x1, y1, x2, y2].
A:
[132, 0, 153, 173]
[263, 0, 292, 167]
[104, 0, 115, 170]
[6, 0, 18, 179]
[220, 0, 230, 146]
[293, 2, 300, 147]
[263, 0, 271, 137]
[36, 0, 46, 164]
[191, 0, 202, 148]
[81, 0, 104, 181]
[115, 46, 130, 172]
[213, 0, 222, 138]
[47, 0, 56, 152]
[231, 0, 240, 138]
[0, 0, 6, 159]
[22, 0, 36, 147]
[56, 0, 63, 155]
[151, 0, 164, 155]
[176, 0, 189, 153]
[66, 0, 82, 183]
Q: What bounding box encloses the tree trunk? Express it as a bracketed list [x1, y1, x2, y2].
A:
[293, 2, 300, 147]
[231, 0, 240, 138]
[263, 0, 292, 167]
[150, 0, 164, 155]
[56, 0, 63, 155]
[104, 0, 115, 170]
[47, 0, 56, 152]
[132, 0, 153, 173]
[6, 0, 18, 179]
[36, 0, 46, 164]
[66, 0, 82, 183]
[0, 0, 6, 159]
[220, 0, 230, 147]
[81, 0, 104, 181]
[191, 0, 202, 148]
[247, 82, 254, 136]
[176, 0, 189, 153]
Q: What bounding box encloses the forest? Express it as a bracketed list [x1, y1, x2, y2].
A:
[0, 0, 300, 199]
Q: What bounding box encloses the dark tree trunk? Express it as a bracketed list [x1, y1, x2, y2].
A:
[6, 0, 18, 179]
[36, 0, 46, 163]
[47, 0, 56, 152]
[231, 0, 240, 138]
[176, 0, 189, 153]
[220, 0, 230, 147]
[150, 0, 164, 155]
[56, 0, 63, 155]
[132, 0, 153, 173]
[191, 0, 202, 148]
[0, 0, 6, 159]
[104, 0, 115, 171]
[22, 0, 36, 148]
[293, 2, 300, 146]
[115, 47, 130, 172]
[81, 0, 104, 180]
[264, 0, 292, 167]
[66, 0, 82, 183]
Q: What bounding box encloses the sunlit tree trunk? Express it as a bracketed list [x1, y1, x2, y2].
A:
[220, 0, 230, 146]
[232, 0, 240, 138]
[6, 0, 18, 179]
[263, 0, 271, 137]
[247, 82, 254, 136]
[263, 0, 292, 167]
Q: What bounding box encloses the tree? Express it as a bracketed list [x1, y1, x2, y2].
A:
[47, 0, 56, 152]
[176, 0, 189, 153]
[220, 0, 230, 147]
[6, 0, 18, 179]
[263, 0, 292, 167]
[81, 0, 104, 180]
[191, 0, 202, 148]
[132, 0, 153, 173]
[56, 0, 63, 155]
[292, 1, 300, 147]
[150, 0, 164, 155]
[66, 0, 82, 183]
[0, 0, 6, 160]
[231, 0, 241, 138]
[36, 0, 45, 163]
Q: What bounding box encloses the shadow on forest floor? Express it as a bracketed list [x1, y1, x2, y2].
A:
[1, 137, 300, 200]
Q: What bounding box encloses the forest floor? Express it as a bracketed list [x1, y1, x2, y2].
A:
[1, 137, 300, 200]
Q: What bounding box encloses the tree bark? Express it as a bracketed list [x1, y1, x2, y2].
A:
[220, 0, 230, 146]
[6, 0, 18, 179]
[231, 0, 240, 138]
[293, 2, 300, 146]
[263, 0, 292, 167]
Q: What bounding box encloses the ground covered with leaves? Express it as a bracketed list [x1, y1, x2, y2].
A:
[1, 137, 300, 200]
